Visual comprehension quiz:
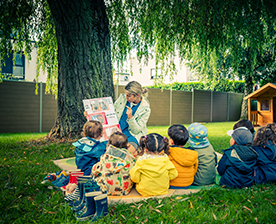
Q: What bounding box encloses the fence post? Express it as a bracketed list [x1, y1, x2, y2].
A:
[191, 88, 194, 123]
[227, 92, 230, 121]
[210, 91, 213, 122]
[39, 82, 43, 133]
[170, 88, 172, 126]
[116, 73, 119, 100]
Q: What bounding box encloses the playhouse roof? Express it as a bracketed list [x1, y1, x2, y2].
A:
[244, 83, 276, 100]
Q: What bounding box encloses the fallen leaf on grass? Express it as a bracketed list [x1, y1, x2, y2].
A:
[149, 205, 162, 214]
[155, 208, 162, 214]
[224, 213, 228, 219]
[255, 217, 259, 223]
[121, 214, 126, 220]
[213, 213, 217, 220]
[137, 203, 143, 209]
[175, 196, 182, 200]
[265, 198, 276, 205]
[188, 200, 193, 208]
[243, 206, 252, 213]
[180, 197, 189, 202]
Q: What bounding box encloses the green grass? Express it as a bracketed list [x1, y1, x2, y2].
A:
[1, 123, 276, 223]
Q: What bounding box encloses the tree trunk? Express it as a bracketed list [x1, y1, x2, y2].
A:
[47, 0, 114, 139]
[240, 74, 254, 119]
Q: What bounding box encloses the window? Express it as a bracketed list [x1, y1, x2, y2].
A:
[1, 52, 25, 80]
[150, 68, 162, 79]
[115, 72, 129, 84]
[260, 99, 269, 111]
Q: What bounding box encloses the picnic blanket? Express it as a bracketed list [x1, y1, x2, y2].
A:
[52, 153, 222, 204]
[53, 152, 222, 171]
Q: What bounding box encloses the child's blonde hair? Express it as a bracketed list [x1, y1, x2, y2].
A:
[107, 131, 128, 148]
[125, 81, 148, 98]
[82, 121, 103, 139]
[139, 133, 169, 155]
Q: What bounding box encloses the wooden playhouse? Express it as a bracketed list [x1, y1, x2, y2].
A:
[244, 83, 276, 126]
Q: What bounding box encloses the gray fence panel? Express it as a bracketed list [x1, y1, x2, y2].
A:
[147, 88, 170, 126]
[229, 93, 243, 121]
[0, 81, 40, 133]
[41, 84, 57, 132]
[212, 91, 228, 122]
[193, 90, 211, 122]
[172, 90, 192, 124]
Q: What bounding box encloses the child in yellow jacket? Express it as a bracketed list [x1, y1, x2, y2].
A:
[168, 125, 199, 187]
[129, 133, 178, 196]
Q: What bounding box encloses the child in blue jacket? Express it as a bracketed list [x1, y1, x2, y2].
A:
[73, 121, 107, 175]
[252, 123, 276, 184]
[217, 127, 258, 188]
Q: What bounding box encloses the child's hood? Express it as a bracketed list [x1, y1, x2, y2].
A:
[137, 155, 173, 178]
[169, 146, 198, 166]
[230, 145, 259, 161]
[224, 145, 258, 172]
[73, 137, 100, 152]
[103, 145, 135, 173]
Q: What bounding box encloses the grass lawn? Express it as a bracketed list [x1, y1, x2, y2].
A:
[1, 122, 276, 223]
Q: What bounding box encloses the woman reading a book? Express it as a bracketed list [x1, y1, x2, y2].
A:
[84, 81, 151, 156]
[113, 81, 151, 156]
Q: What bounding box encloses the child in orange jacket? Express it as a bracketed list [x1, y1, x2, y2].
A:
[168, 124, 198, 188]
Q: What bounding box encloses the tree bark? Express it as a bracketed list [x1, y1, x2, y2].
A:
[240, 73, 253, 119]
[46, 0, 114, 139]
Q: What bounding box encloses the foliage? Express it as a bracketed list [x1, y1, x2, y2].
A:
[1, 1, 276, 91]
[1, 0, 276, 137]
[148, 80, 245, 93]
[1, 125, 276, 223]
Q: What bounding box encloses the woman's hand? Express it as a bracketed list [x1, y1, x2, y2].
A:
[126, 106, 133, 119]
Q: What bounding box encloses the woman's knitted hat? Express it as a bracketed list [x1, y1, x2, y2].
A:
[188, 123, 210, 149]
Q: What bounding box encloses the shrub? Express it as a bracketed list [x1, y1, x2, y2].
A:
[148, 80, 245, 93]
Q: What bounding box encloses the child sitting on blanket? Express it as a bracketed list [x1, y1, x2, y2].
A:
[232, 119, 255, 139]
[252, 123, 276, 184]
[129, 133, 178, 196]
[188, 123, 217, 185]
[73, 121, 107, 175]
[217, 127, 258, 188]
[92, 131, 136, 196]
[167, 124, 199, 188]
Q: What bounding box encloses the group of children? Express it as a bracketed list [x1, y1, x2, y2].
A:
[218, 120, 276, 188]
[70, 119, 276, 199]
[72, 120, 218, 197]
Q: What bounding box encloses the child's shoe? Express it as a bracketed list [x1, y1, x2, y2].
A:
[76, 191, 102, 221]
[71, 178, 100, 212]
[89, 194, 108, 221]
[69, 179, 87, 208]
[66, 176, 92, 205]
